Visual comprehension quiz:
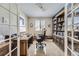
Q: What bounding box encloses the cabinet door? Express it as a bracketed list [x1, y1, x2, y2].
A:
[20, 40, 28, 56]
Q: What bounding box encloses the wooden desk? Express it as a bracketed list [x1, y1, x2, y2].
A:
[0, 40, 16, 56]
[0, 42, 9, 56]
[0, 35, 33, 56]
[20, 35, 33, 56]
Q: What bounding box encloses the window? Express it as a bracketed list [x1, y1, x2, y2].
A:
[19, 17, 25, 26]
[35, 20, 40, 31]
[35, 19, 45, 31]
[19, 17, 26, 32]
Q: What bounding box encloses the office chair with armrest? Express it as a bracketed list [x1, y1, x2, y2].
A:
[36, 34, 46, 48]
[35, 34, 46, 55]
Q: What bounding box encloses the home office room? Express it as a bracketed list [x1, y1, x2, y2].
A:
[0, 0, 79, 57]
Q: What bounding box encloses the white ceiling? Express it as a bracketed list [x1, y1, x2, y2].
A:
[18, 3, 65, 17]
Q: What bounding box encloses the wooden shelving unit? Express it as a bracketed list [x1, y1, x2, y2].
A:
[65, 3, 79, 56]
[52, 8, 65, 51]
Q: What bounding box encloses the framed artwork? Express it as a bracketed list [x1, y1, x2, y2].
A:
[2, 17, 5, 23]
[1, 17, 9, 24]
[19, 17, 25, 26]
[30, 23, 33, 27]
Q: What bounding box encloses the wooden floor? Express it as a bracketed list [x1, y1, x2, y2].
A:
[29, 39, 64, 56]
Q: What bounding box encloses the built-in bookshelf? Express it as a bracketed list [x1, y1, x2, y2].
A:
[52, 8, 64, 51]
[65, 3, 79, 56]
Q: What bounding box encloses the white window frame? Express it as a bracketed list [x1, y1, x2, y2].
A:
[35, 19, 45, 31]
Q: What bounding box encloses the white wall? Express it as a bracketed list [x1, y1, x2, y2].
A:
[18, 7, 28, 33]
[0, 5, 9, 35]
[28, 17, 52, 36]
[0, 4, 52, 36]
[0, 3, 28, 35]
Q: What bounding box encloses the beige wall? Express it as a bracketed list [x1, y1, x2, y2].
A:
[28, 17, 52, 36]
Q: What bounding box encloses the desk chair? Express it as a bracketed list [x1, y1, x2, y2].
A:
[35, 34, 46, 55]
[36, 34, 46, 48]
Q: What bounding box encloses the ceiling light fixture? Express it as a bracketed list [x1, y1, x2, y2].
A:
[35, 3, 46, 11]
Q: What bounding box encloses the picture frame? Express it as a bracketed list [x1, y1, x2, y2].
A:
[30, 23, 33, 27]
[2, 17, 5, 23]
